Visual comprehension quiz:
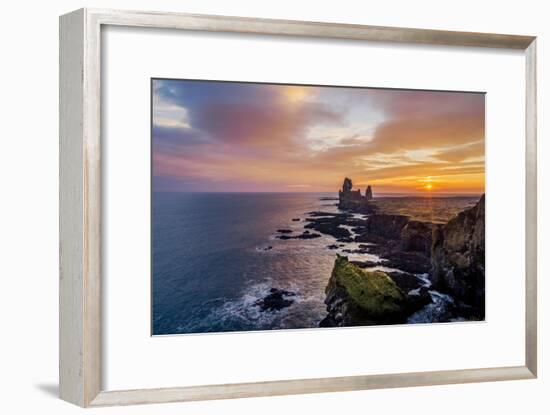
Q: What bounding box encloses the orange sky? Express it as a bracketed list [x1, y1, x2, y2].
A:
[153, 80, 485, 195]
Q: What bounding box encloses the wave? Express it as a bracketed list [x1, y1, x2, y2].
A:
[173, 279, 325, 333]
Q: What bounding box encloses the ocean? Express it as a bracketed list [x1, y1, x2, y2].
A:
[152, 192, 479, 335]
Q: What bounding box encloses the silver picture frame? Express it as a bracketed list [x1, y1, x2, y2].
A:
[59, 8, 537, 407]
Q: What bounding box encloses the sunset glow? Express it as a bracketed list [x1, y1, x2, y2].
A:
[152, 79, 485, 195]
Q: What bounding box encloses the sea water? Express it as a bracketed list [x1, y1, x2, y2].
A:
[152, 192, 478, 335]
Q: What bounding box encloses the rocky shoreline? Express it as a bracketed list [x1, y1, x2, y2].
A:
[262, 178, 485, 327]
[254, 177, 485, 327]
[321, 178, 485, 325]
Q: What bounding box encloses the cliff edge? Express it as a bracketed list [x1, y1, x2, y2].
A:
[431, 195, 485, 317]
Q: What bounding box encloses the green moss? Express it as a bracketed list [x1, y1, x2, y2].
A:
[330, 256, 405, 317]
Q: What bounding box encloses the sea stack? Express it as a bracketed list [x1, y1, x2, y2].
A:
[342, 177, 353, 193]
[338, 177, 375, 212]
[365, 185, 373, 200]
[339, 177, 362, 200]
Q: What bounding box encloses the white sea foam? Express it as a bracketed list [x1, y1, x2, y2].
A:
[194, 279, 325, 332]
[408, 273, 432, 295]
[407, 290, 455, 324]
[350, 213, 369, 220]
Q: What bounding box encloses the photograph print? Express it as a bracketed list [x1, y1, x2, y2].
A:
[152, 79, 485, 335]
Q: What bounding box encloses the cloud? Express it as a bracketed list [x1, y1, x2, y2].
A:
[432, 140, 485, 163]
[152, 80, 485, 193]
[191, 93, 342, 149]
[153, 80, 344, 157]
[152, 125, 210, 153]
[366, 90, 485, 154]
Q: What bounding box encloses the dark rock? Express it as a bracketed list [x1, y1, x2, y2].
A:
[365, 214, 410, 240]
[298, 232, 321, 239]
[384, 251, 432, 274]
[304, 214, 366, 240]
[305, 220, 351, 239]
[405, 286, 433, 313]
[319, 315, 338, 327]
[277, 231, 322, 240]
[336, 237, 355, 243]
[350, 260, 383, 268]
[354, 233, 390, 245]
[342, 246, 370, 255]
[431, 195, 485, 316]
[255, 288, 296, 311]
[307, 211, 349, 218]
[342, 177, 353, 192]
[327, 244, 339, 250]
[276, 229, 293, 234]
[400, 220, 434, 255]
[342, 244, 371, 255]
[291, 218, 300, 221]
[366, 185, 373, 200]
[387, 272, 426, 293]
[351, 214, 433, 274]
[338, 177, 376, 212]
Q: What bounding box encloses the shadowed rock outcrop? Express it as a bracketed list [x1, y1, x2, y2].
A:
[365, 214, 410, 239]
[431, 195, 485, 317]
[400, 220, 435, 256]
[353, 214, 434, 274]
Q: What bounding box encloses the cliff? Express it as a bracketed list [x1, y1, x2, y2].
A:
[352, 214, 434, 274]
[431, 195, 485, 317]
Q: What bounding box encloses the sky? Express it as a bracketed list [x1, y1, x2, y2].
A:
[152, 79, 485, 195]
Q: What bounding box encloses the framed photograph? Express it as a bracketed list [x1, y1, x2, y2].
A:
[59, 8, 537, 407]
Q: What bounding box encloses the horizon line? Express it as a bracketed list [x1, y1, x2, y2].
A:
[152, 190, 484, 196]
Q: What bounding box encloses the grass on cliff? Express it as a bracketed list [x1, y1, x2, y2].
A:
[330, 256, 405, 317]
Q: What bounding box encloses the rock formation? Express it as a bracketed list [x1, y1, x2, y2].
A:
[400, 220, 434, 256]
[350, 214, 434, 274]
[320, 256, 407, 326]
[365, 214, 410, 240]
[431, 195, 485, 317]
[320, 256, 431, 327]
[365, 185, 373, 200]
[338, 178, 374, 212]
[255, 288, 296, 311]
[342, 177, 353, 193]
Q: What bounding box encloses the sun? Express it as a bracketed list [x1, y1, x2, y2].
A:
[418, 176, 435, 191]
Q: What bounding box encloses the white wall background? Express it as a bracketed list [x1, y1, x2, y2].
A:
[0, 0, 547, 414]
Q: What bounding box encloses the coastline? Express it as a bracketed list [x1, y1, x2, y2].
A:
[152, 184, 485, 334]
[265, 178, 485, 328]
